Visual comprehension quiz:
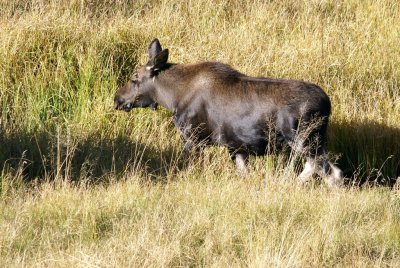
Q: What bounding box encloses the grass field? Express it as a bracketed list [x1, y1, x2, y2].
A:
[0, 0, 399, 266]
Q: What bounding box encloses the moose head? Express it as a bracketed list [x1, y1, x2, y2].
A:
[114, 39, 169, 112]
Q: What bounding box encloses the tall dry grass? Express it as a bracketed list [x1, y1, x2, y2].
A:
[0, 0, 399, 266]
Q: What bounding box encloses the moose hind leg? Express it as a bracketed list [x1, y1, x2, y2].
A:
[298, 157, 316, 183]
[315, 154, 344, 187]
[324, 160, 344, 187]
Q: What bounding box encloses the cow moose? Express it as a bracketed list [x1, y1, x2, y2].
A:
[114, 38, 344, 187]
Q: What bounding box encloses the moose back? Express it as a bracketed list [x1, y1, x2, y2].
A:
[114, 39, 343, 186]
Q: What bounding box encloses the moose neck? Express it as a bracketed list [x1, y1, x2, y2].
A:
[152, 64, 186, 113]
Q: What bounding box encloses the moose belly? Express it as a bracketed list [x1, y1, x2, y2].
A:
[214, 122, 272, 155]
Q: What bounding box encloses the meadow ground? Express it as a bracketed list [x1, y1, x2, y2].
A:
[0, 0, 399, 266]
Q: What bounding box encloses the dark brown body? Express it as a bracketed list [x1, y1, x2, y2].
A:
[162, 62, 330, 155]
[114, 39, 343, 186]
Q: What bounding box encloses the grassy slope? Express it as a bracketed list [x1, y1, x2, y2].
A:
[0, 0, 399, 266]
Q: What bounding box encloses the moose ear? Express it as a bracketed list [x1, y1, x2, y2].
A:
[148, 38, 162, 60]
[153, 49, 169, 69]
[148, 49, 169, 73]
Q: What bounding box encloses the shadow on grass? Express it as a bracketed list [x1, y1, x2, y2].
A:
[0, 128, 185, 184]
[0, 119, 399, 187]
[328, 120, 400, 186]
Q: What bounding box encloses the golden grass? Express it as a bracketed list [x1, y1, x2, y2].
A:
[2, 170, 400, 266]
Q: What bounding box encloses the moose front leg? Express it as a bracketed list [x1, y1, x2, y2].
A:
[174, 122, 202, 159]
[230, 152, 249, 176]
[182, 138, 199, 156]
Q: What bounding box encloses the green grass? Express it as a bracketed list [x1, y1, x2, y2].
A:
[0, 0, 399, 266]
